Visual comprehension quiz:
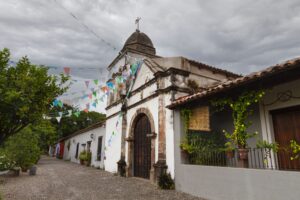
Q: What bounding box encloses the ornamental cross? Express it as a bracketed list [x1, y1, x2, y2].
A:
[135, 17, 141, 31]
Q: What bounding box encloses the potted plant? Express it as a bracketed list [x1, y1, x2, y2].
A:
[224, 141, 235, 159]
[212, 90, 265, 167]
[79, 150, 87, 165]
[257, 140, 279, 165]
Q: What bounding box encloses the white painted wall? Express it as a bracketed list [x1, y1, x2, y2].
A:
[165, 93, 175, 178]
[63, 125, 106, 169]
[173, 109, 300, 200]
[105, 54, 234, 178]
[104, 115, 122, 173]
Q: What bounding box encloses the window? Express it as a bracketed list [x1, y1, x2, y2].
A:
[97, 136, 103, 161]
[87, 141, 92, 152]
[75, 143, 79, 159]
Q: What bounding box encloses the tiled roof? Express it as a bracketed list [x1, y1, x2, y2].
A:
[167, 57, 300, 109]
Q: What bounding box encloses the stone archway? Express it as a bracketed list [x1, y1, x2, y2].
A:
[126, 108, 156, 181]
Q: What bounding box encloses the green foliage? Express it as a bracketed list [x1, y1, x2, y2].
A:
[290, 140, 300, 160]
[181, 131, 226, 164]
[211, 90, 265, 148]
[256, 140, 279, 152]
[187, 79, 200, 93]
[31, 119, 57, 152]
[79, 150, 88, 161]
[50, 104, 105, 138]
[158, 173, 175, 190]
[0, 150, 15, 171]
[4, 127, 41, 169]
[0, 48, 68, 145]
[181, 131, 225, 154]
[180, 109, 192, 134]
[257, 140, 279, 164]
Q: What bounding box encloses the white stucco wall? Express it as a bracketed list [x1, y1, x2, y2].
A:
[63, 125, 106, 169]
[173, 109, 300, 200]
[104, 114, 122, 173]
[105, 54, 235, 178]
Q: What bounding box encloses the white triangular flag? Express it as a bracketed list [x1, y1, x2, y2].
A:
[56, 116, 62, 122]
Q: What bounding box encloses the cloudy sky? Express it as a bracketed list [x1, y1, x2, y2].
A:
[1, 0, 300, 113]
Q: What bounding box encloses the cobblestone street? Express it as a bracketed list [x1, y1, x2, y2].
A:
[0, 156, 203, 200]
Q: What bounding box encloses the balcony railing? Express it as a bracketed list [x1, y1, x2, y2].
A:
[186, 148, 300, 171]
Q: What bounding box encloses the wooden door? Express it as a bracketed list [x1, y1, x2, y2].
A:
[272, 106, 300, 170]
[134, 114, 152, 179]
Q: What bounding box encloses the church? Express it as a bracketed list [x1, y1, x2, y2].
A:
[57, 22, 300, 200]
[103, 26, 239, 182]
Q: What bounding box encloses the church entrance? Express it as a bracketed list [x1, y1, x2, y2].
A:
[133, 114, 152, 179]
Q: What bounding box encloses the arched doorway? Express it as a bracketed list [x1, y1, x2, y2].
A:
[134, 114, 152, 179]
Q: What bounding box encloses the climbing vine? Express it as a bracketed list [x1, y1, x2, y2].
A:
[180, 109, 192, 134]
[211, 90, 265, 149]
[290, 140, 300, 160]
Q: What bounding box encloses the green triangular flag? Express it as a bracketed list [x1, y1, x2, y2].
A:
[93, 91, 97, 97]
[74, 111, 80, 117]
[94, 79, 99, 85]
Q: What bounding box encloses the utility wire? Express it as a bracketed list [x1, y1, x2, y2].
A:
[53, 0, 117, 51]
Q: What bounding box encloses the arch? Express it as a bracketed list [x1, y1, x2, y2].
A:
[126, 108, 156, 181]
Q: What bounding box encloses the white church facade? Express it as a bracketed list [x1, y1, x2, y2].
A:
[103, 29, 239, 181]
[61, 28, 239, 182]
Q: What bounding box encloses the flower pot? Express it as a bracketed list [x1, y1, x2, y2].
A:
[226, 150, 234, 159]
[80, 160, 84, 165]
[238, 148, 249, 160]
[83, 160, 89, 166]
[29, 166, 37, 176]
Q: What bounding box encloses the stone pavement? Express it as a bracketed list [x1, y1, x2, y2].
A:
[0, 156, 204, 200]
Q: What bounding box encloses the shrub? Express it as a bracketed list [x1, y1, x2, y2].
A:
[158, 173, 175, 190]
[0, 150, 15, 171]
[4, 127, 41, 170]
[79, 150, 87, 161]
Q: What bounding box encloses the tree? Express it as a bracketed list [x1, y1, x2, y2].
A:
[50, 104, 105, 138]
[0, 48, 68, 145]
[31, 119, 57, 153]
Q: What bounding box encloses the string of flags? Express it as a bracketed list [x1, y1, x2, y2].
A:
[50, 58, 143, 122]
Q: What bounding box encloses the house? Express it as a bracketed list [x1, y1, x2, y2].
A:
[104, 28, 239, 182]
[167, 58, 300, 200]
[61, 122, 106, 169]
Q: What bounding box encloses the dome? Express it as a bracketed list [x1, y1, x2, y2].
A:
[122, 30, 156, 55]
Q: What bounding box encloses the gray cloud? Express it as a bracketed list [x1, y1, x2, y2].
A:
[1, 0, 300, 112]
[2, 0, 300, 74]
